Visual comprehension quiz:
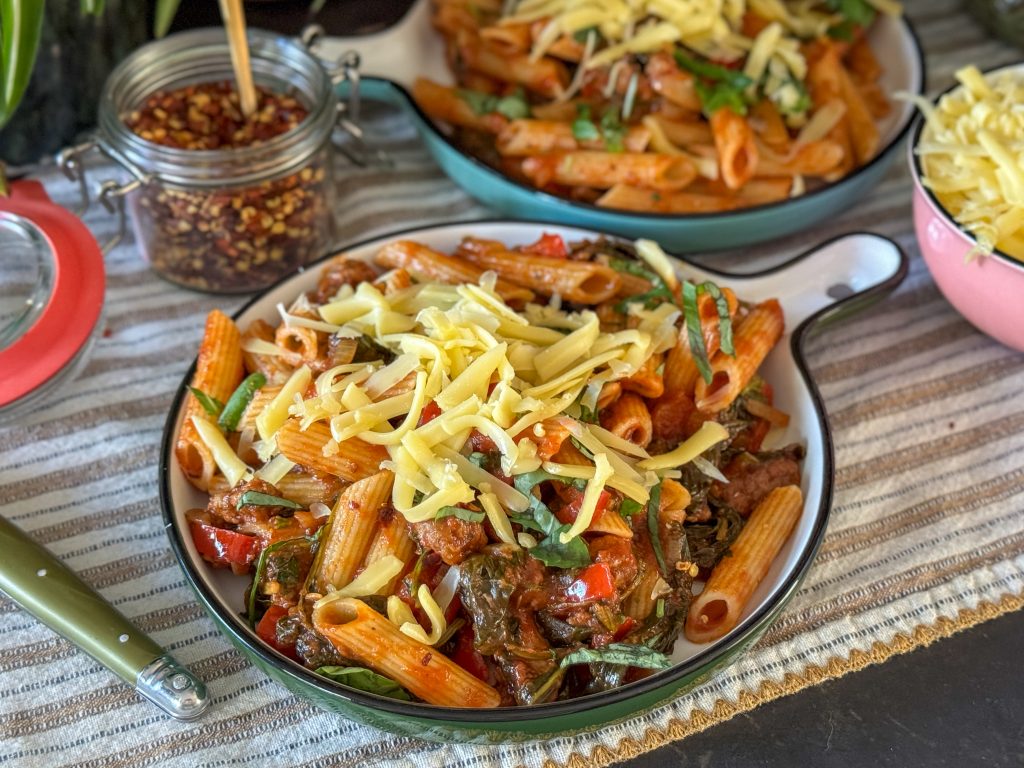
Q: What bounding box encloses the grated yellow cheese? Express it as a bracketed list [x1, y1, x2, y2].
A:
[912, 65, 1024, 260]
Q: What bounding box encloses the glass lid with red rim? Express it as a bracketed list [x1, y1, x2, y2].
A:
[0, 181, 105, 420]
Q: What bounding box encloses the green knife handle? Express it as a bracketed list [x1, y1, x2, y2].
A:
[0, 515, 209, 720]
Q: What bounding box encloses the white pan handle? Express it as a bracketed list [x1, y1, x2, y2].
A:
[314, 0, 449, 88]
[698, 232, 909, 331]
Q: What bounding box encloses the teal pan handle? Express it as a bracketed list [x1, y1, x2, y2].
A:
[0, 515, 210, 721]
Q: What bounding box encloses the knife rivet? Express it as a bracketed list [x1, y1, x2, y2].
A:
[37, 568, 46, 577]
[119, 633, 129, 643]
[171, 674, 190, 691]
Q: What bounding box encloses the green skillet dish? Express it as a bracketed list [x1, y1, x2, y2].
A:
[310, 0, 925, 252]
[159, 221, 908, 742]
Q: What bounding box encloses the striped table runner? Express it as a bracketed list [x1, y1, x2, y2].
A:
[2, 1, 1023, 765]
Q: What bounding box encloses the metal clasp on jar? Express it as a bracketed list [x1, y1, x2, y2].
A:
[300, 25, 391, 168]
[56, 140, 151, 253]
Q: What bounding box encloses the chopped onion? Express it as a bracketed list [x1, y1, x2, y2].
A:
[432, 565, 462, 614]
[692, 455, 729, 483]
[310, 502, 331, 519]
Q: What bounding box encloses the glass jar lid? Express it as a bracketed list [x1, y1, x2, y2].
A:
[0, 181, 105, 414]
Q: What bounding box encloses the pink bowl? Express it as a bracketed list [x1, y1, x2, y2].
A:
[908, 99, 1024, 352]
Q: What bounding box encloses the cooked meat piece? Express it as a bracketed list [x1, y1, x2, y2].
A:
[313, 257, 378, 304]
[648, 389, 696, 447]
[412, 515, 488, 565]
[207, 477, 286, 526]
[710, 445, 802, 516]
[458, 547, 558, 704]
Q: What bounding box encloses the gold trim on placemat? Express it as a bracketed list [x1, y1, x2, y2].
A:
[542, 592, 1024, 768]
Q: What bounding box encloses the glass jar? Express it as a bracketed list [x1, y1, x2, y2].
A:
[68, 28, 342, 294]
[965, 0, 1024, 49]
[0, 182, 105, 425]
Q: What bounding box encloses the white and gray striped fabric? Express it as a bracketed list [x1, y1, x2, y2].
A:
[2, 1, 1023, 765]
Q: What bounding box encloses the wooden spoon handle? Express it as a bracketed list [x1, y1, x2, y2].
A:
[218, 0, 258, 118]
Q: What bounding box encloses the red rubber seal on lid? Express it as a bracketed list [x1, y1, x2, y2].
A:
[0, 181, 105, 409]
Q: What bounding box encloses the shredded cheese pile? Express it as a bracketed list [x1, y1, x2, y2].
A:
[196, 248, 743, 645]
[913, 65, 1024, 261]
[504, 0, 900, 103]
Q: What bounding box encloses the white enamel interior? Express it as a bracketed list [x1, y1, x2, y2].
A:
[316, 0, 924, 152]
[165, 223, 903, 680]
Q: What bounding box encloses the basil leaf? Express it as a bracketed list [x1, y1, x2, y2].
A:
[458, 88, 497, 115]
[248, 535, 305, 625]
[458, 88, 530, 120]
[573, 25, 600, 43]
[495, 88, 531, 120]
[237, 491, 302, 510]
[467, 452, 488, 468]
[619, 498, 643, 517]
[512, 471, 592, 568]
[188, 387, 224, 418]
[698, 281, 734, 356]
[609, 257, 675, 312]
[674, 51, 753, 117]
[508, 513, 545, 534]
[826, 0, 876, 27]
[682, 281, 713, 385]
[646, 481, 668, 577]
[600, 110, 626, 153]
[572, 104, 601, 142]
[529, 532, 591, 568]
[315, 666, 412, 701]
[694, 80, 750, 116]
[435, 506, 486, 523]
[673, 52, 753, 91]
[218, 373, 266, 431]
[559, 642, 671, 670]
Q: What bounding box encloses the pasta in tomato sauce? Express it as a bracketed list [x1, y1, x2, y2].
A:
[177, 233, 804, 706]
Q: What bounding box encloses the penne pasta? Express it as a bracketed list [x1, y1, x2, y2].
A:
[375, 240, 535, 305]
[177, 233, 803, 707]
[711, 108, 759, 190]
[313, 597, 502, 707]
[695, 299, 784, 412]
[685, 485, 803, 642]
[176, 310, 245, 491]
[456, 239, 621, 304]
[313, 470, 394, 593]
[600, 392, 653, 448]
[276, 419, 390, 483]
[523, 151, 698, 192]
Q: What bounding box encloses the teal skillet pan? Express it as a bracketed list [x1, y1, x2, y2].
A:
[159, 221, 908, 743]
[0, 515, 209, 720]
[314, 0, 925, 252]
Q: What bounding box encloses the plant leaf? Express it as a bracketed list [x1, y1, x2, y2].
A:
[698, 281, 734, 356]
[435, 506, 486, 523]
[646, 481, 668, 577]
[512, 471, 591, 568]
[315, 666, 412, 700]
[188, 387, 224, 418]
[619, 498, 643, 517]
[571, 104, 601, 142]
[218, 373, 266, 431]
[236, 491, 302, 510]
[681, 282, 713, 385]
[0, 0, 45, 129]
[154, 0, 182, 38]
[560, 642, 671, 670]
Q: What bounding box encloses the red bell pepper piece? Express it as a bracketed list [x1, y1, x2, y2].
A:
[189, 520, 259, 568]
[565, 562, 616, 602]
[255, 604, 297, 659]
[612, 616, 638, 642]
[450, 625, 490, 681]
[418, 400, 442, 426]
[521, 232, 567, 259]
[555, 488, 612, 526]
